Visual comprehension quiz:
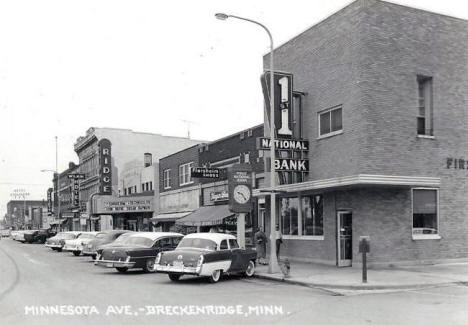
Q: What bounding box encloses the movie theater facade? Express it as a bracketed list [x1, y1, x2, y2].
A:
[255, 0, 468, 266]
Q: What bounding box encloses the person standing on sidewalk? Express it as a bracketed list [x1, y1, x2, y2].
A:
[254, 227, 267, 265]
[275, 224, 283, 259]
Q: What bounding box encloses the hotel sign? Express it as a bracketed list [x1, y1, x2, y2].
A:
[257, 137, 309, 151]
[98, 139, 112, 195]
[47, 188, 53, 215]
[68, 173, 85, 208]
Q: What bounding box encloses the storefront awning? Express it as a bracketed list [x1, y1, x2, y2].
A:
[151, 211, 192, 223]
[176, 205, 235, 227]
[253, 174, 441, 196]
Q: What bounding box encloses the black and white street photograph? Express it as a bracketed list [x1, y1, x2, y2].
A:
[1, 0, 468, 324]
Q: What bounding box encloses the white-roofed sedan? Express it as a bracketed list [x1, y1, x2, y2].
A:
[154, 233, 257, 283]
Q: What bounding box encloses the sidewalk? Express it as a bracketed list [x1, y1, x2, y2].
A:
[254, 260, 468, 291]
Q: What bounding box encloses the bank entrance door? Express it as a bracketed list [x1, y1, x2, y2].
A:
[337, 211, 352, 267]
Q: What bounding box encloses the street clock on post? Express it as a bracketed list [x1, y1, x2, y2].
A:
[228, 164, 253, 213]
[233, 184, 251, 205]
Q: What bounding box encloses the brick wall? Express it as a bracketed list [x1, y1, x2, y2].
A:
[265, 0, 468, 264]
[159, 144, 202, 193]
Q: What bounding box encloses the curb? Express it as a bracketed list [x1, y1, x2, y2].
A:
[253, 273, 461, 291]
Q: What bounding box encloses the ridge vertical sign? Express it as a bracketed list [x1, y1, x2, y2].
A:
[98, 139, 112, 195]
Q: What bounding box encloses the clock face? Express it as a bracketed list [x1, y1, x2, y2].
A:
[233, 185, 251, 204]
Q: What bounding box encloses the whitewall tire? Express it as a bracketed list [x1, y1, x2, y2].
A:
[245, 260, 255, 277]
[208, 269, 221, 283]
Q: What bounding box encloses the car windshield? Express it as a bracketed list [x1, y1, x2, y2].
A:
[57, 233, 76, 240]
[177, 238, 217, 251]
[114, 233, 132, 243]
[79, 233, 96, 239]
[95, 233, 107, 238]
[122, 236, 154, 247]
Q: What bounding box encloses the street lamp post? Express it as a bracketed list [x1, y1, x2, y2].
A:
[41, 136, 60, 227]
[215, 13, 280, 273]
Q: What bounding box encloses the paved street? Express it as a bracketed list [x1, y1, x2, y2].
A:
[0, 238, 467, 325]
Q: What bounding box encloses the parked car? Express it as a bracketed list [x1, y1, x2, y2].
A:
[93, 232, 134, 257]
[95, 232, 183, 273]
[155, 233, 257, 283]
[24, 229, 56, 244]
[45, 231, 82, 252]
[63, 232, 99, 256]
[82, 230, 131, 259]
[1, 229, 11, 237]
[16, 230, 31, 243]
[11, 230, 25, 241]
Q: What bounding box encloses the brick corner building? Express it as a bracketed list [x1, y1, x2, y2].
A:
[256, 0, 468, 266]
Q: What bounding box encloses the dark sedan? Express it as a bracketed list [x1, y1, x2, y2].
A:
[95, 232, 183, 273]
[82, 230, 131, 259]
[24, 229, 56, 244]
[155, 233, 257, 283]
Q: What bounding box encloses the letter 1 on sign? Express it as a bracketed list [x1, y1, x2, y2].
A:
[278, 76, 292, 136]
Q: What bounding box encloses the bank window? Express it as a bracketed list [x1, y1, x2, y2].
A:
[302, 195, 324, 236]
[318, 105, 342, 138]
[417, 76, 433, 136]
[412, 189, 439, 238]
[280, 198, 299, 235]
[179, 162, 194, 186]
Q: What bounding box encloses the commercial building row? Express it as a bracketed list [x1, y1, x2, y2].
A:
[6, 0, 468, 267]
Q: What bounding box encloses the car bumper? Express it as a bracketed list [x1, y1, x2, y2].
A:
[155, 264, 200, 275]
[45, 243, 62, 248]
[95, 259, 136, 268]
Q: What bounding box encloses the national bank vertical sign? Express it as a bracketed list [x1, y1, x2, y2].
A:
[260, 71, 309, 174]
[98, 139, 112, 195]
[261, 71, 294, 137]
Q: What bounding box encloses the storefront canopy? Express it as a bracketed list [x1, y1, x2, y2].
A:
[176, 205, 235, 227]
[151, 211, 192, 223]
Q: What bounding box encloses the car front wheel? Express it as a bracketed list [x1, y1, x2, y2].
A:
[72, 251, 81, 256]
[116, 267, 128, 273]
[244, 260, 255, 277]
[208, 270, 221, 283]
[56, 248, 62, 252]
[143, 259, 155, 273]
[169, 274, 181, 282]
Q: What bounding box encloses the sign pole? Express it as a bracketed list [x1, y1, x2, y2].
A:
[237, 213, 246, 249]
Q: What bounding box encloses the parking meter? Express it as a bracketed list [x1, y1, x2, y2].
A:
[359, 236, 370, 283]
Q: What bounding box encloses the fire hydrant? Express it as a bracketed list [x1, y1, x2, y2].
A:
[282, 258, 291, 277]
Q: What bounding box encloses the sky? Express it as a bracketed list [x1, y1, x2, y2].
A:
[1, 0, 467, 218]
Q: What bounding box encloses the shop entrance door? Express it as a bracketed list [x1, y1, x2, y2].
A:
[337, 211, 352, 267]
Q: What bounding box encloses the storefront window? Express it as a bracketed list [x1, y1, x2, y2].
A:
[412, 189, 438, 235]
[302, 195, 324, 236]
[280, 198, 299, 235]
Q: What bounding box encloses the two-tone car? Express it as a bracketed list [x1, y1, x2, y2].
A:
[95, 232, 183, 273]
[63, 232, 99, 256]
[154, 233, 257, 283]
[45, 231, 82, 252]
[82, 230, 131, 260]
